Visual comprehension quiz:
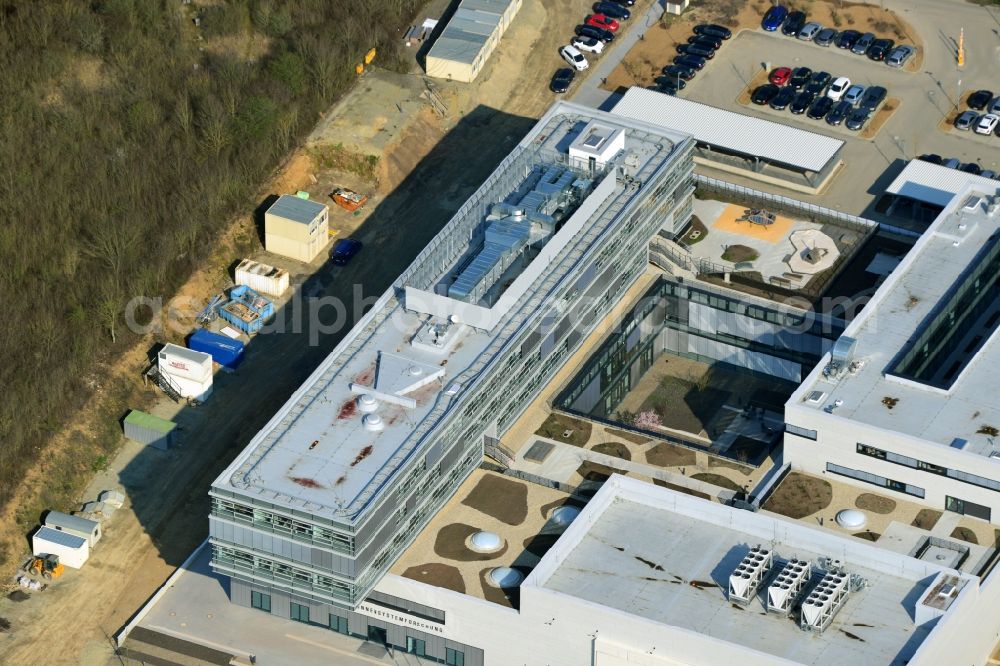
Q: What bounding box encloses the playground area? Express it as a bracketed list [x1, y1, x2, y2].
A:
[687, 199, 862, 291]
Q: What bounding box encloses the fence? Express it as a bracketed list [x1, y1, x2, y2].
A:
[694, 175, 878, 233]
[484, 437, 516, 468]
[480, 461, 582, 496]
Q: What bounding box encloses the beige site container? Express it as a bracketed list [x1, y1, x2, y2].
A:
[264, 195, 329, 263]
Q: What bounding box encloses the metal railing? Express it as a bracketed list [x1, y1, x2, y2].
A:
[694, 175, 878, 232]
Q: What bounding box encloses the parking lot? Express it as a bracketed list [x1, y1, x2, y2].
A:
[675, 18, 1000, 216]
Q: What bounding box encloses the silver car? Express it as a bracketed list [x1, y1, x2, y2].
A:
[954, 110, 978, 131]
[886, 45, 915, 68]
[798, 22, 822, 41]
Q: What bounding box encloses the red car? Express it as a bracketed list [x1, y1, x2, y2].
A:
[585, 13, 619, 33]
[769, 67, 792, 86]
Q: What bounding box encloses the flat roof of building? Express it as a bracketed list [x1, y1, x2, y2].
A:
[213, 103, 693, 523]
[427, 0, 516, 65]
[886, 160, 1000, 207]
[527, 476, 976, 666]
[267, 194, 326, 224]
[791, 184, 1000, 452]
[612, 87, 844, 173]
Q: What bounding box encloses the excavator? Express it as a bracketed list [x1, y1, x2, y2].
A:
[24, 554, 64, 580]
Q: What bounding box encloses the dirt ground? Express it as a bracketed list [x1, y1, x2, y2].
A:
[762, 472, 834, 519]
[605, 0, 921, 91]
[0, 1, 596, 662]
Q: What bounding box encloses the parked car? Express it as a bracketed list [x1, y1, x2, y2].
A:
[981, 170, 997, 179]
[967, 89, 994, 111]
[688, 34, 722, 49]
[572, 35, 605, 54]
[694, 24, 732, 40]
[835, 29, 861, 49]
[593, 2, 630, 20]
[751, 83, 780, 105]
[761, 5, 788, 31]
[807, 96, 834, 119]
[781, 10, 807, 36]
[859, 85, 887, 112]
[827, 76, 851, 101]
[788, 66, 812, 90]
[610, 0, 635, 5]
[575, 24, 614, 42]
[677, 43, 715, 59]
[662, 64, 696, 81]
[673, 54, 706, 70]
[988, 97, 1000, 115]
[974, 113, 999, 135]
[943, 157, 961, 169]
[851, 32, 875, 55]
[560, 45, 589, 71]
[769, 86, 796, 110]
[654, 77, 686, 95]
[814, 27, 838, 46]
[845, 107, 869, 131]
[867, 38, 895, 61]
[769, 66, 792, 85]
[917, 153, 943, 165]
[550, 68, 575, 93]
[843, 84, 865, 105]
[955, 110, 979, 131]
[826, 100, 853, 126]
[804, 71, 832, 96]
[790, 91, 815, 114]
[330, 238, 363, 265]
[886, 45, 915, 68]
[798, 22, 822, 41]
[961, 162, 983, 175]
[586, 14, 619, 32]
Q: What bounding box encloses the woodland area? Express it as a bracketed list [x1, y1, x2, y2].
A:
[0, 0, 422, 509]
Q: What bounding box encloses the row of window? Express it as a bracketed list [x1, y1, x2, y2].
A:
[856, 443, 1000, 494]
[251, 591, 465, 665]
[826, 462, 925, 498]
[214, 544, 353, 602]
[212, 498, 354, 554]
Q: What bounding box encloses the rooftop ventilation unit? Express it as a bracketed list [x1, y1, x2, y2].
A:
[767, 558, 812, 615]
[728, 545, 773, 606]
[800, 569, 851, 633]
[823, 336, 858, 380]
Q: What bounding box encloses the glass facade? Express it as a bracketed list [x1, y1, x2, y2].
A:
[826, 462, 925, 498]
[856, 443, 1000, 493]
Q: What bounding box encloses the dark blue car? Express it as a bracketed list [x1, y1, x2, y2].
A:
[330, 238, 363, 266]
[761, 5, 788, 31]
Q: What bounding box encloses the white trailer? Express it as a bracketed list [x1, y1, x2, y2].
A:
[33, 527, 89, 569]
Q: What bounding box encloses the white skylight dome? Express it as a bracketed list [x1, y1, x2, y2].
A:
[468, 531, 504, 553]
[835, 509, 867, 530]
[488, 566, 524, 588]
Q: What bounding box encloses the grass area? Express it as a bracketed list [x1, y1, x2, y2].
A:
[721, 245, 759, 263]
[461, 474, 528, 526]
[691, 473, 743, 492]
[762, 472, 832, 519]
[576, 461, 626, 484]
[606, 428, 651, 445]
[640, 375, 731, 435]
[535, 413, 593, 447]
[912, 509, 942, 530]
[855, 493, 896, 515]
[401, 563, 465, 594]
[708, 456, 754, 475]
[951, 527, 979, 544]
[645, 442, 697, 468]
[591, 442, 631, 461]
[680, 216, 709, 245]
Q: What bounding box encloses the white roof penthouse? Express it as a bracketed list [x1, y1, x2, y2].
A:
[213, 103, 692, 525]
[791, 184, 1000, 452]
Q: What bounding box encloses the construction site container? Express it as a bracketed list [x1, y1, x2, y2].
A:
[158, 344, 212, 382]
[188, 329, 245, 369]
[33, 527, 89, 569]
[124, 410, 177, 451]
[426, 0, 523, 83]
[44, 511, 101, 547]
[235, 258, 289, 297]
[218, 285, 275, 335]
[264, 195, 329, 263]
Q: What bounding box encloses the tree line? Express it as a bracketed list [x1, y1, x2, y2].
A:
[0, 0, 423, 508]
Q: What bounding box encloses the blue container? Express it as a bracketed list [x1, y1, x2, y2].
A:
[187, 328, 245, 369]
[217, 285, 275, 335]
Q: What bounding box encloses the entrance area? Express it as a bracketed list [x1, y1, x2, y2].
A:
[367, 625, 387, 646]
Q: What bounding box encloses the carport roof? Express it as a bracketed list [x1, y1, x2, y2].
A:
[612, 87, 844, 173]
[886, 159, 1000, 207]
